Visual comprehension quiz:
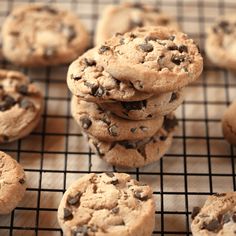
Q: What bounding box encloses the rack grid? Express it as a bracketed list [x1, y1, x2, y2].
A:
[0, 0, 236, 235]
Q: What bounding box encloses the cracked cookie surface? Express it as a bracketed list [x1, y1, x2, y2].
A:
[58, 172, 155, 236]
[206, 15, 236, 69]
[88, 114, 177, 168]
[95, 3, 180, 45]
[100, 89, 184, 120]
[95, 26, 203, 93]
[2, 4, 89, 67]
[67, 48, 152, 102]
[222, 100, 236, 146]
[0, 151, 26, 214]
[71, 96, 164, 141]
[191, 192, 236, 236]
[0, 69, 43, 143]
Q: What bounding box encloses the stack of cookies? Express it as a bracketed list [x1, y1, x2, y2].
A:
[68, 26, 203, 168]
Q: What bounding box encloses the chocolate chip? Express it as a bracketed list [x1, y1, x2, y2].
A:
[167, 45, 178, 50]
[101, 115, 111, 125]
[108, 125, 118, 136]
[0, 95, 16, 111]
[79, 117, 92, 129]
[67, 192, 82, 205]
[121, 100, 147, 111]
[129, 33, 137, 39]
[72, 226, 89, 236]
[19, 178, 25, 184]
[163, 116, 178, 132]
[171, 55, 185, 65]
[139, 43, 154, 52]
[160, 136, 167, 141]
[62, 25, 77, 42]
[222, 213, 231, 224]
[43, 47, 56, 59]
[169, 92, 178, 103]
[147, 114, 152, 118]
[168, 35, 175, 41]
[178, 45, 188, 53]
[98, 45, 110, 54]
[133, 190, 149, 201]
[19, 98, 34, 110]
[105, 172, 115, 178]
[191, 207, 201, 220]
[213, 193, 226, 197]
[63, 208, 73, 220]
[130, 128, 136, 133]
[71, 74, 81, 81]
[202, 219, 221, 232]
[112, 207, 119, 214]
[219, 20, 229, 29]
[110, 178, 119, 185]
[17, 85, 28, 95]
[37, 5, 58, 14]
[92, 86, 105, 97]
[83, 58, 96, 67]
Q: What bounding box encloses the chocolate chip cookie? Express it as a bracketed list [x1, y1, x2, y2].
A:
[0, 69, 43, 143]
[58, 172, 155, 236]
[71, 96, 164, 141]
[191, 192, 236, 236]
[206, 15, 236, 70]
[95, 3, 180, 45]
[67, 48, 152, 102]
[100, 89, 184, 120]
[222, 100, 236, 146]
[0, 151, 26, 214]
[2, 4, 89, 67]
[95, 26, 203, 93]
[89, 114, 178, 168]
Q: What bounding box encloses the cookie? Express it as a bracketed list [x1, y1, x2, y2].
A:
[95, 26, 203, 93]
[222, 100, 236, 146]
[0, 151, 27, 214]
[191, 192, 236, 236]
[206, 15, 236, 70]
[0, 69, 43, 143]
[71, 96, 164, 142]
[100, 89, 184, 120]
[2, 4, 89, 67]
[58, 172, 155, 236]
[88, 114, 177, 168]
[67, 48, 152, 102]
[95, 3, 180, 45]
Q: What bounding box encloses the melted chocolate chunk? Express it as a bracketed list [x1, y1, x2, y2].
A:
[92, 86, 105, 97]
[67, 192, 82, 205]
[0, 95, 16, 111]
[121, 100, 147, 111]
[202, 219, 221, 232]
[43, 47, 56, 59]
[110, 178, 119, 185]
[139, 43, 154, 52]
[169, 92, 178, 103]
[191, 207, 201, 220]
[63, 208, 73, 220]
[17, 85, 28, 95]
[163, 116, 178, 132]
[19, 98, 34, 110]
[108, 125, 118, 136]
[179, 45, 188, 53]
[171, 55, 185, 65]
[37, 5, 58, 14]
[71, 74, 81, 81]
[79, 117, 92, 129]
[130, 128, 136, 133]
[167, 45, 178, 50]
[62, 25, 77, 42]
[133, 190, 149, 201]
[83, 58, 96, 67]
[98, 45, 110, 54]
[19, 178, 25, 184]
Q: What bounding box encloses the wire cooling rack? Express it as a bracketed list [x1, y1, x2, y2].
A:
[0, 0, 236, 235]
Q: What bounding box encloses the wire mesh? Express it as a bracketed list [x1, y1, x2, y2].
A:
[0, 0, 236, 235]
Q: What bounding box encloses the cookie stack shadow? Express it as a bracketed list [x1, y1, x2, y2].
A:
[67, 26, 203, 168]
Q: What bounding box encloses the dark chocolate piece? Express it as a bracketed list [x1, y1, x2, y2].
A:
[171, 55, 185, 65]
[79, 117, 92, 129]
[19, 98, 34, 110]
[98, 45, 110, 54]
[67, 192, 82, 205]
[163, 116, 178, 132]
[108, 125, 118, 136]
[17, 84, 28, 95]
[178, 45, 188, 53]
[139, 43, 154, 52]
[19, 178, 25, 184]
[133, 190, 149, 201]
[121, 100, 147, 111]
[202, 219, 221, 232]
[63, 208, 73, 220]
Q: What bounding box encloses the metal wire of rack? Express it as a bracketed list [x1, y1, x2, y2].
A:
[0, 0, 236, 235]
